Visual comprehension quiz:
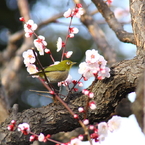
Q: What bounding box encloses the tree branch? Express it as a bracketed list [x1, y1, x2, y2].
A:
[92, 0, 136, 44]
[0, 52, 144, 145]
[130, 0, 145, 54]
[73, 0, 116, 65]
[132, 68, 145, 134]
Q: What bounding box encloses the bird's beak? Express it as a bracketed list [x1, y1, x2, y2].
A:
[72, 62, 76, 65]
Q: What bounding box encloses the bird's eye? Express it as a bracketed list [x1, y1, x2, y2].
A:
[66, 61, 71, 65]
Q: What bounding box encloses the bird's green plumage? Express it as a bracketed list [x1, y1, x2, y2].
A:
[44, 60, 75, 72]
[32, 60, 76, 83]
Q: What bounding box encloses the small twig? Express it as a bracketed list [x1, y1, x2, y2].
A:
[31, 48, 54, 90]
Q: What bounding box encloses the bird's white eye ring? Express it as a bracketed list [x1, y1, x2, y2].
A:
[66, 61, 71, 65]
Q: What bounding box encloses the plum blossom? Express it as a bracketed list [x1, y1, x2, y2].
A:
[26, 64, 38, 75]
[29, 135, 38, 142]
[69, 27, 79, 34]
[68, 27, 79, 38]
[19, 17, 25, 22]
[78, 81, 83, 87]
[107, 0, 113, 5]
[78, 107, 84, 113]
[63, 6, 84, 18]
[70, 138, 82, 145]
[82, 89, 90, 95]
[57, 37, 63, 52]
[72, 7, 84, 18]
[89, 101, 97, 110]
[18, 123, 30, 135]
[7, 120, 16, 131]
[58, 74, 72, 86]
[34, 35, 47, 55]
[83, 119, 89, 125]
[78, 62, 94, 79]
[38, 133, 47, 142]
[63, 8, 72, 18]
[7, 124, 15, 131]
[88, 92, 94, 98]
[24, 19, 37, 37]
[45, 48, 51, 54]
[107, 116, 122, 132]
[79, 62, 100, 79]
[22, 49, 36, 66]
[68, 33, 75, 38]
[78, 49, 110, 80]
[98, 122, 108, 141]
[76, 4, 82, 8]
[97, 67, 110, 80]
[65, 51, 73, 58]
[86, 49, 100, 63]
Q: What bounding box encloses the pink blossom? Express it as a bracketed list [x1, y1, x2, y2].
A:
[38, 133, 47, 142]
[56, 37, 63, 52]
[22, 49, 36, 66]
[79, 49, 110, 80]
[78, 81, 83, 87]
[107, 116, 122, 132]
[29, 135, 38, 142]
[69, 27, 79, 34]
[7, 120, 16, 131]
[19, 17, 25, 22]
[79, 62, 99, 79]
[78, 107, 84, 113]
[107, 0, 113, 5]
[83, 119, 89, 125]
[89, 101, 97, 110]
[78, 135, 84, 140]
[97, 67, 110, 79]
[34, 35, 47, 55]
[64, 8, 72, 18]
[89, 125, 95, 130]
[26, 64, 38, 75]
[68, 33, 74, 38]
[73, 114, 79, 119]
[25, 32, 33, 37]
[68, 27, 79, 38]
[63, 7, 84, 18]
[76, 4, 82, 8]
[18, 123, 30, 135]
[73, 88, 78, 92]
[45, 48, 51, 54]
[98, 122, 108, 141]
[11, 120, 16, 125]
[86, 49, 100, 63]
[7, 124, 15, 131]
[58, 74, 72, 86]
[24, 19, 37, 37]
[88, 92, 94, 98]
[98, 56, 107, 67]
[82, 89, 90, 95]
[65, 51, 73, 58]
[72, 8, 84, 18]
[70, 138, 82, 145]
[78, 62, 94, 79]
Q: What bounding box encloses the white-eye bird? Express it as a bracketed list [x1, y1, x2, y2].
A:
[32, 60, 76, 83]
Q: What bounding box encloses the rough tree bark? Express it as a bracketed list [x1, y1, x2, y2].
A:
[0, 0, 145, 145]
